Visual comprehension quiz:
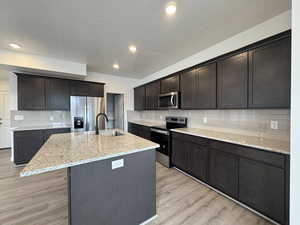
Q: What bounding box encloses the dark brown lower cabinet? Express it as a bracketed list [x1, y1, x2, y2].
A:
[239, 158, 285, 224]
[14, 128, 71, 165]
[171, 132, 289, 225]
[188, 142, 208, 181]
[128, 123, 151, 140]
[14, 130, 44, 165]
[172, 137, 208, 182]
[209, 149, 238, 198]
[172, 138, 188, 172]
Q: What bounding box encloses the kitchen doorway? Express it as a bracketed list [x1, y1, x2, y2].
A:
[106, 93, 124, 130]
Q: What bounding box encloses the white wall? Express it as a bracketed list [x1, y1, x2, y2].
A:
[290, 1, 299, 224]
[135, 10, 291, 86]
[85, 72, 138, 131]
[0, 49, 87, 78]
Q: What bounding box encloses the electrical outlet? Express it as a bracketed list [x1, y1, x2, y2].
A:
[270, 120, 278, 130]
[160, 115, 163, 120]
[50, 116, 54, 121]
[14, 115, 24, 121]
[203, 117, 208, 124]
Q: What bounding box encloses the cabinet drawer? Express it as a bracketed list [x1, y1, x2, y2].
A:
[210, 140, 285, 168]
[172, 132, 209, 146]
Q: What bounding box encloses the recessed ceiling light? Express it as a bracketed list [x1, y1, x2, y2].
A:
[129, 45, 137, 53]
[9, 43, 21, 49]
[113, 64, 119, 69]
[165, 2, 176, 15]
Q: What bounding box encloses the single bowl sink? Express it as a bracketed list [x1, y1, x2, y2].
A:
[97, 129, 124, 137]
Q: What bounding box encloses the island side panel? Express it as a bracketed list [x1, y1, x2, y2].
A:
[68, 149, 156, 225]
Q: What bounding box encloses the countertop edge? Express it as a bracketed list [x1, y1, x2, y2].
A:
[171, 129, 290, 155]
[20, 144, 159, 177]
[11, 126, 72, 132]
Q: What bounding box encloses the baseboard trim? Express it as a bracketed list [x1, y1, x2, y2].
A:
[174, 167, 280, 225]
[140, 214, 158, 225]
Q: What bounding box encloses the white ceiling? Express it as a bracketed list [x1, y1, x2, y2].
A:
[0, 0, 291, 78]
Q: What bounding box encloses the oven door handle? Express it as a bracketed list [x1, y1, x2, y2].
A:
[150, 128, 169, 136]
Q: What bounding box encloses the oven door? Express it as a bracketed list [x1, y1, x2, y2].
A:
[150, 128, 170, 156]
[159, 92, 179, 109]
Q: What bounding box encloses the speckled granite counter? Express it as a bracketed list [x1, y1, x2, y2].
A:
[21, 131, 159, 177]
[128, 120, 164, 127]
[11, 124, 71, 131]
[172, 128, 290, 155]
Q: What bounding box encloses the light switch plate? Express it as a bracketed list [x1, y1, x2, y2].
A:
[270, 120, 278, 130]
[112, 159, 124, 170]
[50, 116, 54, 121]
[203, 117, 208, 124]
[14, 115, 24, 121]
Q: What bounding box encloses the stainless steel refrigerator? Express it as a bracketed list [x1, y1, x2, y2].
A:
[70, 96, 105, 132]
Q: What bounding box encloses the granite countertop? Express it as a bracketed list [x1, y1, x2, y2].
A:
[172, 128, 290, 155]
[20, 130, 159, 177]
[11, 124, 72, 131]
[128, 120, 164, 127]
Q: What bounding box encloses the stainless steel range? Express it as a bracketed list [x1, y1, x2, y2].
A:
[150, 116, 187, 168]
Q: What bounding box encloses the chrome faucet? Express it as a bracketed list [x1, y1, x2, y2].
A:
[95, 113, 109, 135]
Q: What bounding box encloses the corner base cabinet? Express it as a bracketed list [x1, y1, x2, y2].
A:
[14, 128, 71, 165]
[171, 131, 290, 225]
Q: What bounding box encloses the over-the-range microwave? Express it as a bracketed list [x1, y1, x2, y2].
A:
[158, 92, 180, 109]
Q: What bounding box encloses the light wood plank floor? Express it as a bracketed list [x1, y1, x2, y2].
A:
[0, 150, 274, 225]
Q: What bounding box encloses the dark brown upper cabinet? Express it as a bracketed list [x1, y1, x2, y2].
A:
[181, 63, 216, 109]
[160, 74, 180, 94]
[145, 81, 160, 110]
[180, 68, 198, 109]
[248, 36, 291, 108]
[88, 82, 104, 97]
[70, 80, 104, 97]
[217, 52, 248, 109]
[18, 74, 104, 111]
[197, 63, 217, 109]
[18, 75, 46, 110]
[70, 80, 89, 96]
[134, 86, 146, 111]
[45, 78, 70, 111]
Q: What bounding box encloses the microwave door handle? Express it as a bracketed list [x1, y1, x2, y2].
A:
[171, 95, 174, 106]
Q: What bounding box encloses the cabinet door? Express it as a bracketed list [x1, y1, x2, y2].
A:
[189, 143, 208, 182]
[160, 75, 179, 94]
[172, 139, 188, 172]
[217, 52, 248, 109]
[134, 86, 145, 110]
[45, 78, 70, 111]
[145, 81, 160, 110]
[181, 68, 197, 109]
[196, 63, 217, 109]
[70, 80, 89, 96]
[44, 128, 71, 142]
[239, 158, 285, 224]
[17, 75, 45, 110]
[209, 149, 238, 198]
[249, 37, 291, 108]
[139, 126, 151, 140]
[88, 83, 104, 97]
[14, 130, 44, 165]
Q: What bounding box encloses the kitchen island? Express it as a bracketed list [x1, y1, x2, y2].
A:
[21, 130, 159, 225]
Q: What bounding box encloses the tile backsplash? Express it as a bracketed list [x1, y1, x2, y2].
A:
[127, 109, 290, 141]
[11, 111, 71, 128]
